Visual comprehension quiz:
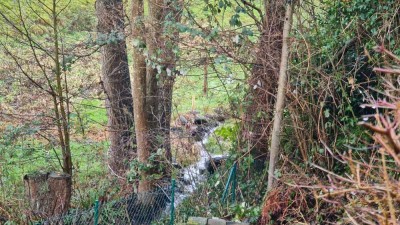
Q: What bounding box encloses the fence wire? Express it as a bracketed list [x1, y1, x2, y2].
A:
[34, 186, 173, 225]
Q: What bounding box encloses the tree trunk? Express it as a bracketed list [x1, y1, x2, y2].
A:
[51, 0, 73, 177]
[158, 0, 182, 162]
[96, 0, 135, 177]
[146, 0, 164, 152]
[132, 0, 181, 193]
[243, 0, 286, 165]
[267, 2, 294, 191]
[132, 0, 153, 193]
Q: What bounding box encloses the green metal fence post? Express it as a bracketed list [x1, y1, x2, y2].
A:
[94, 199, 99, 225]
[221, 162, 237, 203]
[170, 179, 176, 225]
[231, 162, 237, 202]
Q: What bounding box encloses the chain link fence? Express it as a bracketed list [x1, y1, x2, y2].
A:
[32, 182, 175, 225]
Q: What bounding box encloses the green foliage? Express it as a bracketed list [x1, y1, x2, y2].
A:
[128, 148, 170, 183]
[174, 154, 266, 223]
[322, 0, 399, 53]
[215, 123, 238, 141]
[205, 122, 239, 154]
[173, 64, 245, 115]
[285, 0, 399, 168]
[230, 202, 260, 223]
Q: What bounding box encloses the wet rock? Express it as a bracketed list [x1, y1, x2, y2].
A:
[194, 116, 208, 125]
[172, 162, 182, 170]
[191, 126, 209, 141]
[199, 167, 206, 174]
[179, 115, 189, 125]
[206, 155, 228, 174]
[171, 126, 184, 133]
[186, 217, 249, 225]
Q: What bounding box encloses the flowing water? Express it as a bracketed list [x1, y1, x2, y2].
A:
[174, 125, 226, 206]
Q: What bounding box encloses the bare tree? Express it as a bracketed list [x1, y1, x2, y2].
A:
[96, 0, 135, 177]
[0, 0, 73, 176]
[0, 0, 97, 215]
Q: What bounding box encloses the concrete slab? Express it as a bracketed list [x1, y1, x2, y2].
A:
[188, 217, 208, 225]
[207, 218, 227, 225]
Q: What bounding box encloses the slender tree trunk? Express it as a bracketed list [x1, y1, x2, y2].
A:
[132, 0, 153, 193]
[137, 0, 167, 192]
[267, 2, 294, 191]
[146, 0, 164, 151]
[51, 0, 73, 176]
[203, 59, 208, 95]
[159, 0, 182, 162]
[96, 0, 135, 177]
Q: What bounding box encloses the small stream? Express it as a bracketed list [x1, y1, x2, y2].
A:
[172, 125, 227, 208]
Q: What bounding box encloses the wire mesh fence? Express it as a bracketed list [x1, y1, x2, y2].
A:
[32, 184, 174, 225]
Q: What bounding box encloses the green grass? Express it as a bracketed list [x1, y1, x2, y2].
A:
[73, 99, 108, 130]
[0, 137, 109, 203]
[0, 96, 109, 207]
[188, 0, 262, 27]
[173, 63, 246, 116]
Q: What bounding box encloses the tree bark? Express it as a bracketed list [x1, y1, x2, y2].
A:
[96, 0, 135, 177]
[47, 172, 72, 215]
[132, 0, 153, 193]
[267, 2, 294, 191]
[158, 0, 182, 162]
[145, 0, 164, 157]
[131, 0, 181, 193]
[243, 0, 286, 164]
[24, 172, 51, 217]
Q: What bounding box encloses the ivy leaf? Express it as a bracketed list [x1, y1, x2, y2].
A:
[241, 27, 254, 37]
[218, 0, 225, 9]
[324, 109, 330, 118]
[229, 14, 242, 27]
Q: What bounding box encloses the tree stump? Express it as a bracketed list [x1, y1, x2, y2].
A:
[24, 172, 51, 217]
[48, 172, 72, 215]
[24, 171, 71, 218]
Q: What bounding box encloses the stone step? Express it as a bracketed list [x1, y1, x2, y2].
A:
[184, 217, 250, 225]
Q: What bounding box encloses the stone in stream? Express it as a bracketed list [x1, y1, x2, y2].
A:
[206, 155, 228, 174]
[194, 116, 209, 125]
